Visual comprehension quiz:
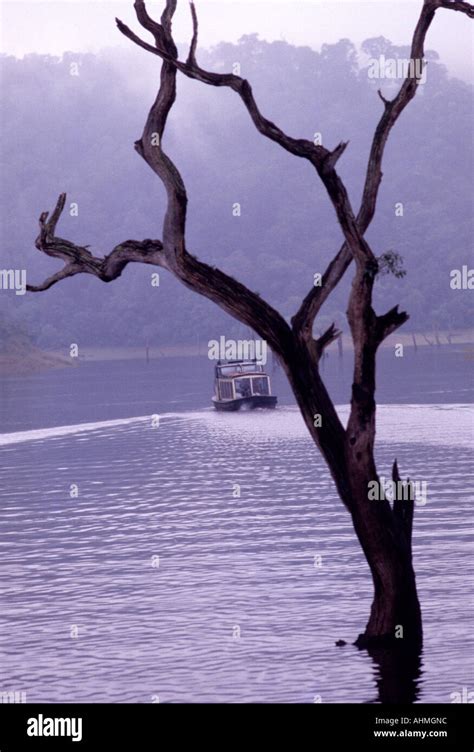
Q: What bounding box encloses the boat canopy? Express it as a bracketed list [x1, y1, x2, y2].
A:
[215, 359, 265, 377]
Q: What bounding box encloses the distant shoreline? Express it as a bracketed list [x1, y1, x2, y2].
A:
[48, 327, 474, 362]
[1, 329, 472, 374]
[0, 347, 75, 375]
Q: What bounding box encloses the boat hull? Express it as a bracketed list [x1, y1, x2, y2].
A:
[212, 395, 277, 411]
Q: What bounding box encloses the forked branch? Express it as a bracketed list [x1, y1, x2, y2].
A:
[28, 190, 292, 354]
[292, 0, 473, 341]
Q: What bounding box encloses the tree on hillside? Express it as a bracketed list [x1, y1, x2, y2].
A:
[27, 0, 473, 648]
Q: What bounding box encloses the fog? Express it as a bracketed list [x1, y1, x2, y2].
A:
[1, 1, 473, 81]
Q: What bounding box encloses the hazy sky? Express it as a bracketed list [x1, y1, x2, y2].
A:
[1, 0, 472, 80]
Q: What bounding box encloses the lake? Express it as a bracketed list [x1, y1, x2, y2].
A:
[0, 345, 472, 702]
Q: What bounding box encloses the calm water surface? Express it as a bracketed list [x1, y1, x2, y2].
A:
[0, 347, 472, 702]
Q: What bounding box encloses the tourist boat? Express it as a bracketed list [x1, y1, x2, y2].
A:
[212, 359, 277, 411]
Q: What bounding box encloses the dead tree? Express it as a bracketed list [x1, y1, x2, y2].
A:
[27, 0, 473, 647]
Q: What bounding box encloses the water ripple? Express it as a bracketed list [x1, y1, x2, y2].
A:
[0, 405, 472, 702]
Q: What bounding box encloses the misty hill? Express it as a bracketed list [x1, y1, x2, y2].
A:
[0, 35, 472, 349]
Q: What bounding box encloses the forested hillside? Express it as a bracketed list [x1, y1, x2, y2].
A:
[1, 35, 471, 347]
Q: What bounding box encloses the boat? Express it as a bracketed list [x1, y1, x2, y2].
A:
[212, 358, 277, 411]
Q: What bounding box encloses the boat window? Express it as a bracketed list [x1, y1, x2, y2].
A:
[240, 364, 263, 374]
[219, 381, 234, 400]
[218, 366, 236, 376]
[234, 378, 252, 398]
[251, 377, 270, 396]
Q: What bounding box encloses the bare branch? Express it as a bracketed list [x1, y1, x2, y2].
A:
[436, 0, 474, 17]
[321, 141, 349, 173]
[117, 3, 295, 359]
[392, 459, 415, 552]
[376, 305, 410, 344]
[293, 0, 472, 340]
[117, 3, 332, 166]
[38, 192, 67, 245]
[134, 0, 162, 38]
[27, 265, 83, 292]
[160, 0, 178, 30]
[115, 18, 161, 57]
[131, 0, 178, 50]
[377, 89, 392, 108]
[187, 1, 199, 66]
[315, 322, 342, 358]
[28, 193, 168, 292]
[27, 190, 294, 357]
[118, 2, 386, 300]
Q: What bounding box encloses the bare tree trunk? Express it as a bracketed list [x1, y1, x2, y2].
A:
[350, 496, 421, 647]
[281, 339, 421, 646]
